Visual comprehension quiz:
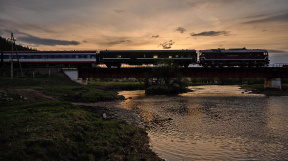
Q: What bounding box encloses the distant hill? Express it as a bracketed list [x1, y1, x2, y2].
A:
[0, 36, 37, 51]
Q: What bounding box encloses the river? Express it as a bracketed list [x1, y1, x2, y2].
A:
[117, 85, 288, 161]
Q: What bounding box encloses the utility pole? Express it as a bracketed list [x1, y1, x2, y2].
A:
[11, 33, 14, 78]
[9, 33, 23, 78]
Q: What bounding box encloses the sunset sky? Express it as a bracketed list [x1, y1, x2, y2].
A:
[1, 0, 288, 63]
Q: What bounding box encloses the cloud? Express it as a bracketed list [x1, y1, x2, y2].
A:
[17, 34, 80, 46]
[244, 11, 288, 24]
[176, 27, 186, 33]
[0, 18, 55, 34]
[99, 37, 132, 46]
[190, 31, 229, 37]
[0, 29, 74, 46]
[159, 40, 175, 49]
[268, 49, 287, 53]
[151, 35, 159, 38]
[114, 9, 124, 14]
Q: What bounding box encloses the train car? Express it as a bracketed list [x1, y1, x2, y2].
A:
[199, 48, 269, 67]
[98, 50, 197, 68]
[0, 50, 97, 67]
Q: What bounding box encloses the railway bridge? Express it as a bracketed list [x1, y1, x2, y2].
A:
[63, 67, 288, 89]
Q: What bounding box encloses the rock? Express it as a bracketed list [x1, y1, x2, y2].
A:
[103, 113, 107, 119]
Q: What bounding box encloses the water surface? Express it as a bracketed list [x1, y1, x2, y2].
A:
[117, 86, 288, 160]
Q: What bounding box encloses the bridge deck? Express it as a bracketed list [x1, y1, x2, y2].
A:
[79, 67, 288, 78]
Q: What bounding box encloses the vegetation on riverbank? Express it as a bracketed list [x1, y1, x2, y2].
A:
[240, 83, 288, 96]
[0, 75, 162, 160]
[0, 76, 119, 102]
[89, 80, 146, 90]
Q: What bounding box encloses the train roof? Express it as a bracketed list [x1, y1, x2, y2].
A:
[200, 48, 268, 53]
[100, 50, 196, 53]
[2, 50, 97, 54]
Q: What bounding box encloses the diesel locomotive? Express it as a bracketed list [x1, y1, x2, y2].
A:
[199, 48, 269, 67]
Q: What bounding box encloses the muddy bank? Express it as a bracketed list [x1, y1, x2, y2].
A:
[74, 101, 145, 128]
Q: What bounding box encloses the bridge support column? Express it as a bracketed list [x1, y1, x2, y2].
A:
[81, 78, 88, 85]
[264, 78, 281, 89]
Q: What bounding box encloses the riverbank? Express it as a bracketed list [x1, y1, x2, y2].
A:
[240, 84, 288, 96]
[0, 75, 163, 160]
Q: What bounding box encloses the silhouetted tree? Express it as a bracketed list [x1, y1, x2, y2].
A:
[0, 36, 37, 51]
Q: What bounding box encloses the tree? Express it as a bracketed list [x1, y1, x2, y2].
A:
[145, 59, 188, 94]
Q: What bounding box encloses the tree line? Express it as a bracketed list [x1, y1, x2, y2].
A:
[0, 36, 37, 51]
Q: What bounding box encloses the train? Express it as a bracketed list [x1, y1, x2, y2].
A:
[199, 48, 269, 67]
[0, 50, 97, 67]
[98, 50, 197, 68]
[1, 48, 269, 68]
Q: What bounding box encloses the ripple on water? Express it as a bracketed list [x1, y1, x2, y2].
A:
[117, 86, 288, 161]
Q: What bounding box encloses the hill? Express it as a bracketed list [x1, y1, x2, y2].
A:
[0, 36, 37, 51]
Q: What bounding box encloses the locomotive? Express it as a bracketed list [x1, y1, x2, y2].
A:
[1, 48, 269, 68]
[199, 48, 269, 67]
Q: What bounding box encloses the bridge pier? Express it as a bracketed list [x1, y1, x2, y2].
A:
[62, 68, 88, 85]
[264, 78, 281, 89]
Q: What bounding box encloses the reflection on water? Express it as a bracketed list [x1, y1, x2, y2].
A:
[117, 86, 288, 160]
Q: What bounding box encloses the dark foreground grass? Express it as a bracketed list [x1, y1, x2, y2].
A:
[0, 76, 162, 160]
[0, 100, 160, 160]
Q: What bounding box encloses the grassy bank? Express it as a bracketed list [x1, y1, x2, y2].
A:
[240, 83, 288, 96]
[89, 81, 145, 91]
[0, 76, 119, 102]
[0, 76, 162, 160]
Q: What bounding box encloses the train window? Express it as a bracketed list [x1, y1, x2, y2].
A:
[81, 55, 85, 58]
[91, 55, 95, 59]
[117, 55, 121, 58]
[75, 55, 78, 58]
[69, 55, 73, 58]
[87, 55, 90, 58]
[176, 55, 179, 58]
[169, 56, 172, 58]
[21, 56, 25, 59]
[153, 55, 158, 58]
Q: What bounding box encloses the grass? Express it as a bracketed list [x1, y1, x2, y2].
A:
[0, 100, 159, 160]
[89, 81, 146, 90]
[0, 76, 118, 102]
[0, 76, 162, 160]
[240, 83, 288, 90]
[43, 86, 119, 102]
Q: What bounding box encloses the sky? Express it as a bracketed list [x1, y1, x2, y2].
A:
[0, 0, 288, 64]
